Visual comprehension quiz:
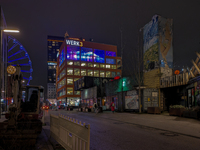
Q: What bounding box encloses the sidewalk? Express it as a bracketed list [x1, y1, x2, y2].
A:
[91, 111, 200, 138]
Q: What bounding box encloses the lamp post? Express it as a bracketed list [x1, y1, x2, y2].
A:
[0, 29, 20, 118]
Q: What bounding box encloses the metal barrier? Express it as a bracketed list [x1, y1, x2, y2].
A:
[50, 114, 90, 150]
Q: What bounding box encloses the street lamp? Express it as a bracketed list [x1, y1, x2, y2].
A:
[0, 28, 20, 118]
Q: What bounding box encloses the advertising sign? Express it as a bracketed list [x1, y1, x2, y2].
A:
[125, 95, 139, 109]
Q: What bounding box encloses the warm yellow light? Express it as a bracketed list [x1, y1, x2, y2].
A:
[3, 29, 20, 33]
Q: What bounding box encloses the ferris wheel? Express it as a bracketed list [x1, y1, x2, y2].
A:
[7, 35, 33, 85]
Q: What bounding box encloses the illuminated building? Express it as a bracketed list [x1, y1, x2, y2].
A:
[47, 36, 64, 104]
[56, 37, 122, 106]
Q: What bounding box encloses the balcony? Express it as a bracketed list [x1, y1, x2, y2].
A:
[160, 72, 189, 88]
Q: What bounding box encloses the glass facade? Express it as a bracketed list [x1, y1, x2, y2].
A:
[59, 49, 65, 66]
[94, 70, 99, 77]
[67, 87, 73, 95]
[74, 68, 80, 76]
[100, 71, 105, 77]
[67, 68, 73, 75]
[106, 71, 111, 77]
[58, 78, 66, 89]
[81, 69, 86, 76]
[94, 49, 105, 63]
[74, 61, 80, 66]
[106, 58, 116, 64]
[67, 46, 80, 60]
[81, 47, 93, 62]
[67, 77, 73, 85]
[106, 51, 116, 57]
[67, 61, 73, 65]
[88, 70, 93, 76]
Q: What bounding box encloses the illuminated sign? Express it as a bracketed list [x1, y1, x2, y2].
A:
[174, 70, 180, 75]
[66, 40, 83, 47]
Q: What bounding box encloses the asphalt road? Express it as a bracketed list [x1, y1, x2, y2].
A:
[44, 109, 200, 150]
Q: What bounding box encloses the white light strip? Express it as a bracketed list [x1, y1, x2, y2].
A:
[3, 29, 20, 33]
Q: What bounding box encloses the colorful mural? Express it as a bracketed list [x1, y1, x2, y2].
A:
[143, 15, 173, 71]
[158, 17, 173, 68]
[143, 15, 159, 71]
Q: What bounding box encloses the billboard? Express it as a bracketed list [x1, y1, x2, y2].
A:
[143, 15, 173, 71]
[125, 90, 139, 109]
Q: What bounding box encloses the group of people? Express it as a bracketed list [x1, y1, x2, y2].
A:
[93, 100, 115, 114]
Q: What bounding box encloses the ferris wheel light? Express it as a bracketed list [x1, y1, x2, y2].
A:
[3, 29, 20, 33]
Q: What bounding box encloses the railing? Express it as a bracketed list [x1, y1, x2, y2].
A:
[160, 72, 189, 88]
[50, 114, 90, 150]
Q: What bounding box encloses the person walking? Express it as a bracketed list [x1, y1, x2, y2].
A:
[93, 102, 97, 113]
[110, 100, 115, 113]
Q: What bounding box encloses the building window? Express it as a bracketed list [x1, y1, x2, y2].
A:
[81, 62, 86, 66]
[67, 77, 73, 85]
[81, 47, 93, 62]
[81, 69, 86, 76]
[111, 72, 116, 77]
[59, 49, 65, 66]
[106, 51, 116, 57]
[88, 63, 93, 67]
[100, 71, 105, 77]
[67, 68, 73, 75]
[74, 61, 80, 66]
[117, 59, 121, 65]
[58, 78, 66, 89]
[100, 64, 105, 68]
[117, 65, 121, 69]
[67, 46, 80, 60]
[94, 63, 99, 68]
[74, 78, 80, 82]
[74, 91, 80, 95]
[106, 65, 110, 69]
[74, 68, 80, 76]
[94, 70, 99, 77]
[88, 70, 93, 76]
[94, 49, 105, 63]
[106, 71, 111, 77]
[67, 61, 73, 65]
[67, 88, 73, 95]
[116, 72, 121, 77]
[111, 65, 116, 69]
[59, 69, 66, 79]
[106, 58, 116, 64]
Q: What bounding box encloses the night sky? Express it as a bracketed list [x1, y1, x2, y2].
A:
[1, 0, 200, 93]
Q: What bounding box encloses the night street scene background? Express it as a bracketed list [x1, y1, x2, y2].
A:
[0, 0, 200, 150]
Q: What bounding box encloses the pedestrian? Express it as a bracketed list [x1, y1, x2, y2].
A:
[93, 102, 97, 113]
[110, 100, 115, 113]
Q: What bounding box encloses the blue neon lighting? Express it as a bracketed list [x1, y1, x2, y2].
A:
[8, 50, 23, 59]
[8, 56, 27, 63]
[67, 46, 80, 60]
[8, 43, 18, 52]
[81, 47, 93, 62]
[94, 49, 105, 63]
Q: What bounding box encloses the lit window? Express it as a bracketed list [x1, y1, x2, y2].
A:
[117, 65, 121, 69]
[58, 78, 66, 88]
[74, 68, 80, 76]
[67, 77, 73, 85]
[106, 58, 116, 64]
[100, 71, 105, 77]
[106, 65, 110, 68]
[117, 59, 121, 65]
[74, 61, 80, 66]
[111, 65, 116, 69]
[74, 91, 80, 95]
[67, 61, 73, 65]
[81, 69, 86, 76]
[106, 71, 111, 77]
[94, 63, 99, 68]
[67, 88, 73, 95]
[74, 78, 80, 82]
[67, 68, 73, 75]
[88, 70, 93, 76]
[94, 70, 99, 77]
[88, 63, 93, 67]
[100, 64, 105, 68]
[81, 63, 86, 66]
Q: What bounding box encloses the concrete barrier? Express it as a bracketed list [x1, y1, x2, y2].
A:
[50, 114, 90, 150]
